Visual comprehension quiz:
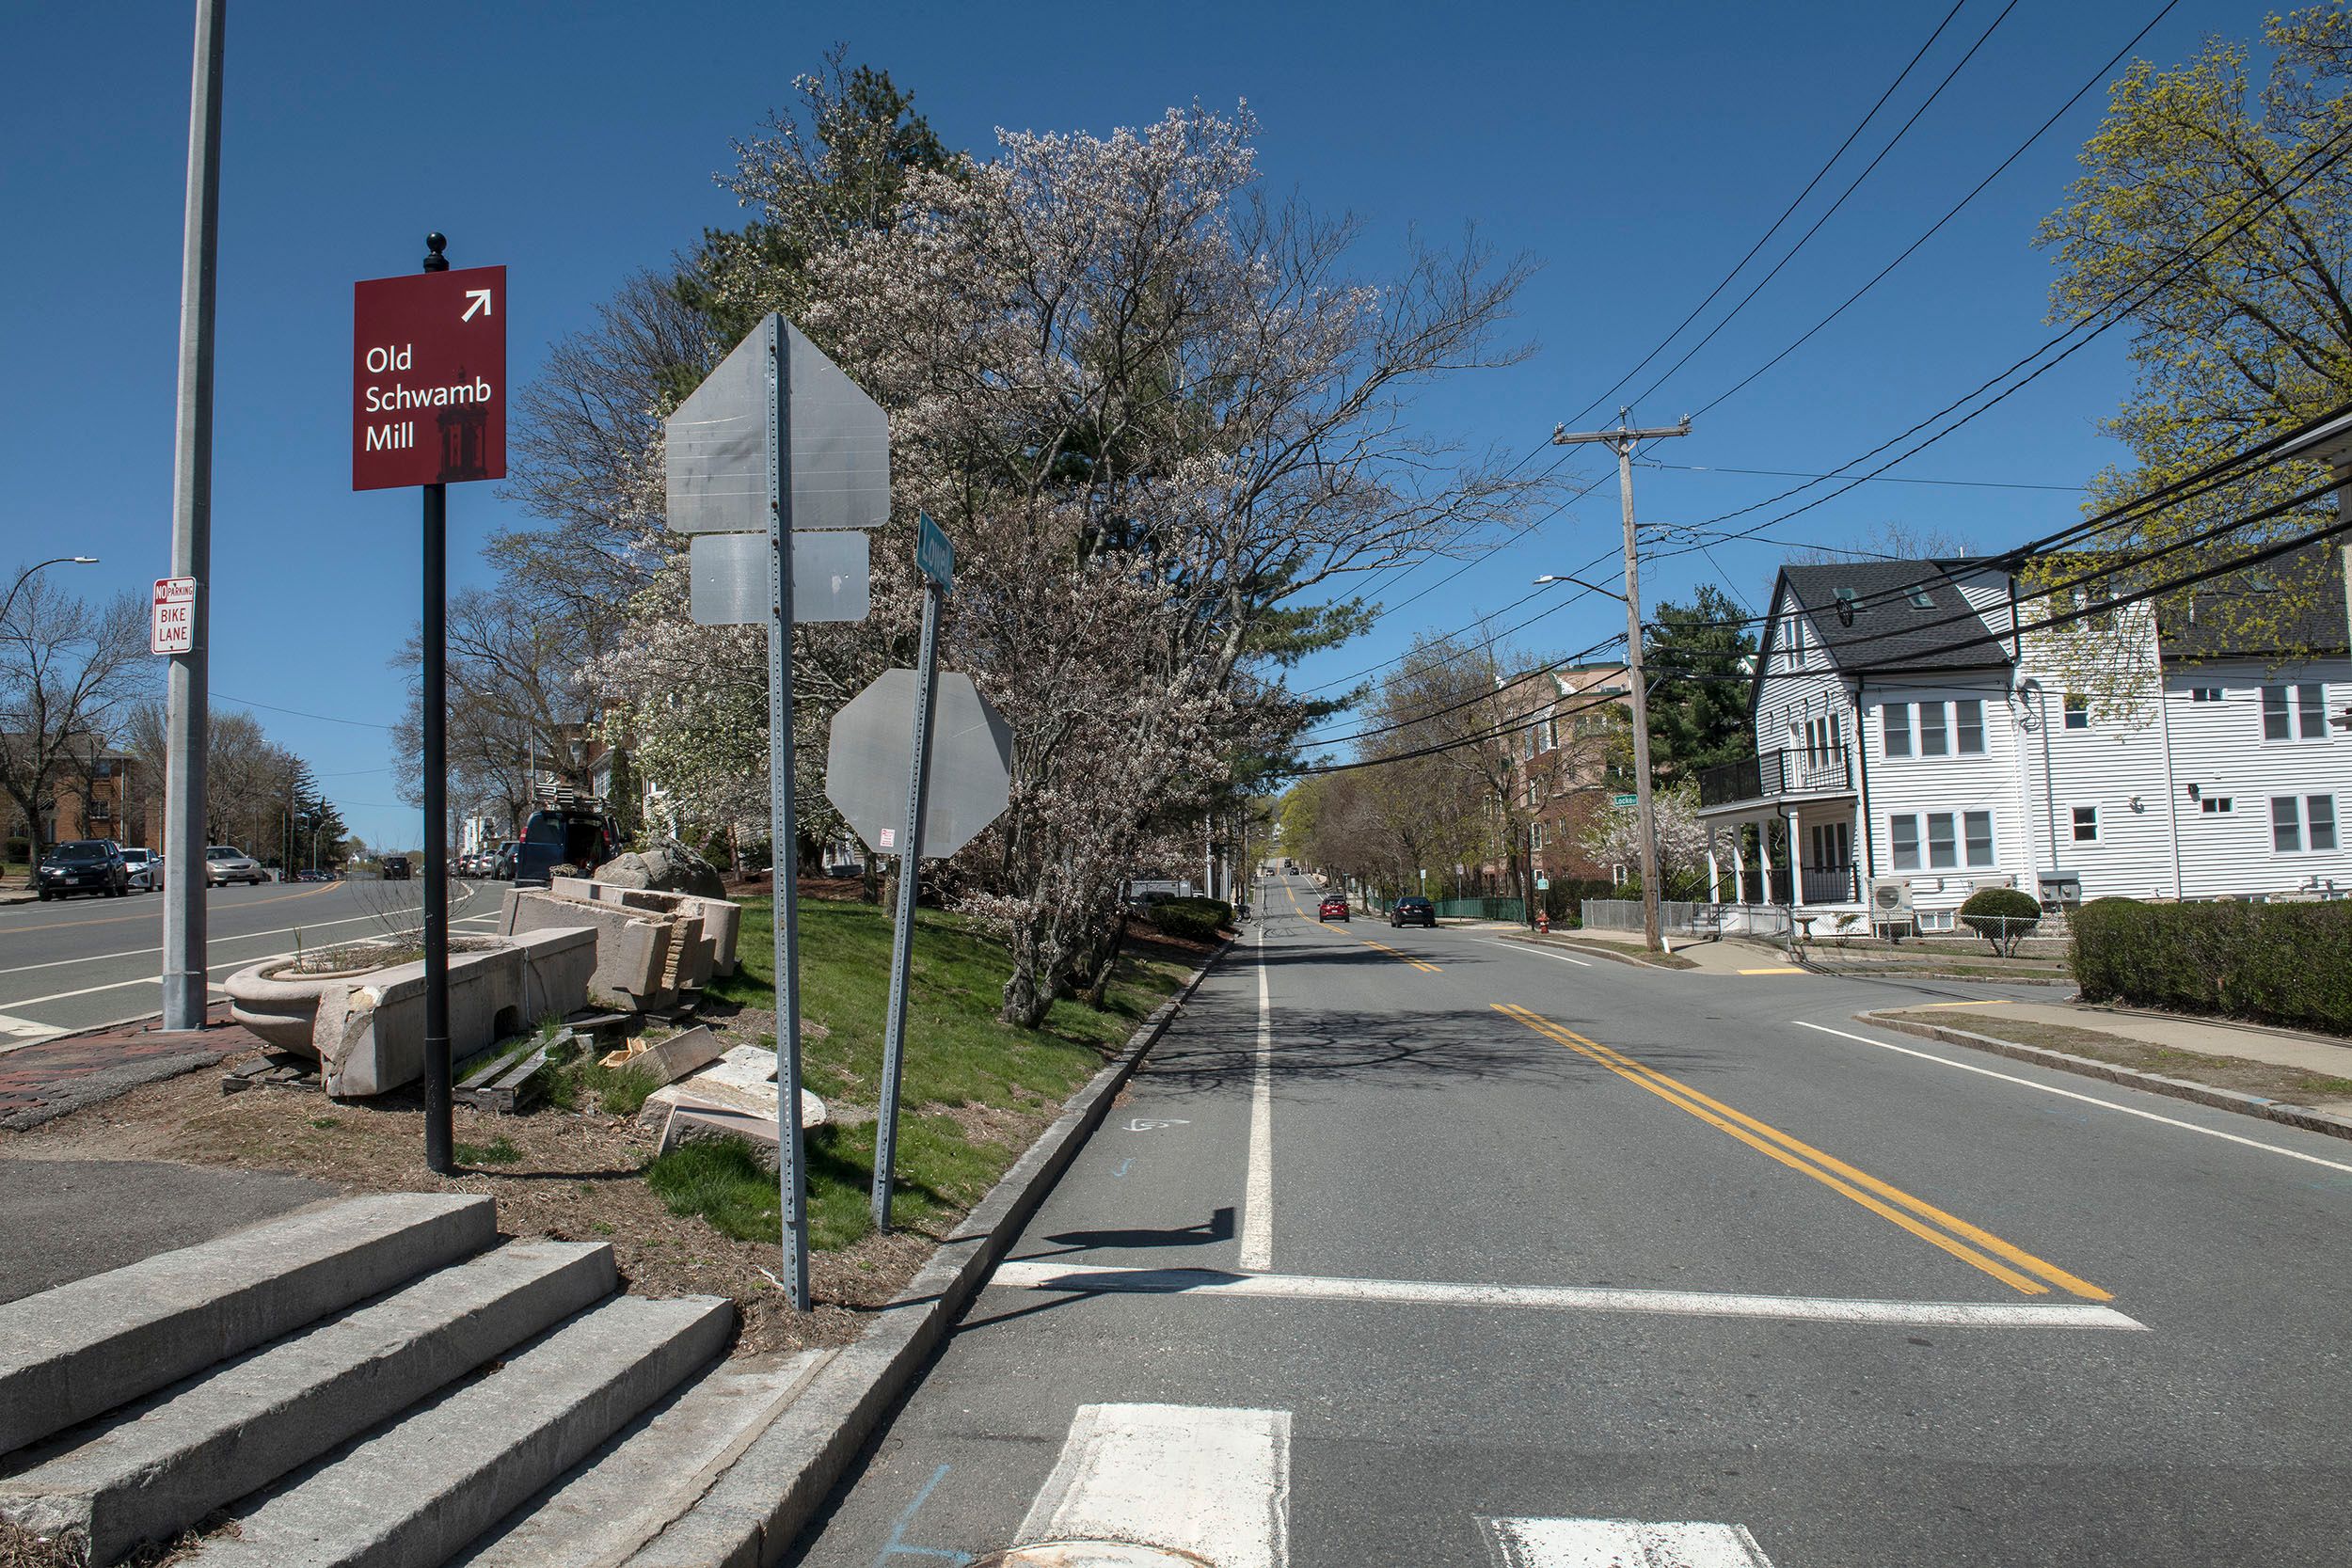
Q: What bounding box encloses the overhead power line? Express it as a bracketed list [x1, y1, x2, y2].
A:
[1688, 0, 2183, 419]
[1562, 0, 1975, 429]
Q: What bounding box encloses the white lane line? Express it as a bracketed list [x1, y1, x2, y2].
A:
[1014, 1402, 1290, 1568]
[1796, 1021, 2352, 1177]
[0, 1013, 65, 1048]
[989, 1259, 2147, 1331]
[1478, 939, 1592, 968]
[1240, 920, 1275, 1272]
[1484, 1515, 1774, 1567]
[0, 886, 481, 981]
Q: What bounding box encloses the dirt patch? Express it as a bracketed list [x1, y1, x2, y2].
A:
[0, 1014, 952, 1360]
[1869, 1010, 2352, 1105]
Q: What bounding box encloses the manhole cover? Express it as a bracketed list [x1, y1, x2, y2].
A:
[969, 1543, 1215, 1567]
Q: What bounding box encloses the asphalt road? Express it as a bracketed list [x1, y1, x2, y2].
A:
[0, 876, 502, 1044]
[787, 874, 2352, 1567]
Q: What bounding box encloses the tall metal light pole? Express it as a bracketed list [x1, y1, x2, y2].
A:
[162, 0, 225, 1032]
[1548, 411, 1692, 952]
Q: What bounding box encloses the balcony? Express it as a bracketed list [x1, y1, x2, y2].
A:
[1698, 746, 1853, 810]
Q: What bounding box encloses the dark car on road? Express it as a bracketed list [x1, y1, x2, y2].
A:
[1389, 895, 1437, 928]
[380, 855, 412, 880]
[37, 839, 129, 900]
[1317, 894, 1350, 922]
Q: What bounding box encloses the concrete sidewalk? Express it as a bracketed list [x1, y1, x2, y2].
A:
[1896, 997, 2352, 1082]
[1488, 926, 1802, 975]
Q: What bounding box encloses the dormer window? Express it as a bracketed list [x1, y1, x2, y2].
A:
[1906, 585, 1934, 610]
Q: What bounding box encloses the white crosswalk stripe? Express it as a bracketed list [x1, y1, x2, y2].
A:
[1009, 1402, 1290, 1567]
[1483, 1515, 1777, 1567]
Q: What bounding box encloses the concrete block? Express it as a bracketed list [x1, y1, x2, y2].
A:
[641, 1046, 827, 1169]
[503, 888, 675, 1012]
[0, 1196, 494, 1459]
[313, 934, 595, 1099]
[185, 1294, 735, 1568]
[0, 1242, 614, 1566]
[550, 879, 741, 979]
[608, 1025, 724, 1089]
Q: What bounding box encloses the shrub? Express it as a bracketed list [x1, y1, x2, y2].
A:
[1958, 886, 2042, 957]
[1149, 896, 1228, 943]
[2073, 896, 2352, 1035]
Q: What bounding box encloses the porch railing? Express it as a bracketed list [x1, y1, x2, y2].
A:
[1697, 747, 1853, 809]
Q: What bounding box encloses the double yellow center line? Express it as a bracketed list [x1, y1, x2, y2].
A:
[1494, 1003, 2109, 1301]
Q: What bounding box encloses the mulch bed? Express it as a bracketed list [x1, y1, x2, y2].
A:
[0, 1003, 945, 1361]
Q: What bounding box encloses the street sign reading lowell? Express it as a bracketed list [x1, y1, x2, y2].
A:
[352, 264, 506, 490]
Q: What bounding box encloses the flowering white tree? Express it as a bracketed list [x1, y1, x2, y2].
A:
[557, 86, 1549, 1024]
[1579, 782, 1710, 887]
[747, 104, 1548, 1022]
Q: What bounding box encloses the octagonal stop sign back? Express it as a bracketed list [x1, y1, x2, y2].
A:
[825, 670, 1013, 860]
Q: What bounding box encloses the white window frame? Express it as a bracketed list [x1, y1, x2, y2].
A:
[1919, 703, 1949, 758]
[2273, 795, 2304, 853]
[1883, 704, 1912, 758]
[1955, 699, 1985, 754]
[2312, 794, 2338, 851]
[2073, 805, 2098, 844]
[1963, 809, 1994, 867]
[1889, 815, 1920, 871]
[1926, 812, 1958, 870]
[2063, 694, 2090, 730]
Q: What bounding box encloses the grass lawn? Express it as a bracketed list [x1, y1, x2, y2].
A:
[649, 895, 1192, 1249]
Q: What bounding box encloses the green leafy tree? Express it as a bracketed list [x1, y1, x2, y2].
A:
[2033, 5, 2352, 673]
[1645, 585, 1757, 785]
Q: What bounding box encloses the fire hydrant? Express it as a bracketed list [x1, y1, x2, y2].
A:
[1535, 911, 1551, 934]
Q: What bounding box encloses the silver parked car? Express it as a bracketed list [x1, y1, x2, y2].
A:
[204, 845, 265, 886]
[120, 847, 159, 892]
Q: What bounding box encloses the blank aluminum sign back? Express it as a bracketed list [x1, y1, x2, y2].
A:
[691, 531, 870, 626]
[825, 669, 1013, 861]
[664, 314, 890, 534]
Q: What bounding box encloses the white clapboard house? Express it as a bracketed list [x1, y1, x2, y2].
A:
[1694, 546, 2352, 930]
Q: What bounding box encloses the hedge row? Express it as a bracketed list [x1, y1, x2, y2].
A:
[1148, 895, 1232, 944]
[2072, 896, 2352, 1036]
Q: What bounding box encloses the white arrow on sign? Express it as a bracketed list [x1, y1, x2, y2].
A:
[462, 289, 493, 321]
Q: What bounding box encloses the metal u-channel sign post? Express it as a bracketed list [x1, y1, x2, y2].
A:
[872, 514, 953, 1231]
[762, 317, 814, 1312]
[666, 313, 893, 1309]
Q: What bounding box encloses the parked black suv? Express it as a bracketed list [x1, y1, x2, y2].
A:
[38, 840, 129, 900]
[1389, 895, 1437, 928]
[380, 855, 412, 880]
[515, 803, 619, 889]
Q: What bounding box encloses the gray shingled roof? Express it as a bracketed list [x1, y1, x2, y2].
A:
[2154, 543, 2350, 659]
[1775, 562, 2010, 673]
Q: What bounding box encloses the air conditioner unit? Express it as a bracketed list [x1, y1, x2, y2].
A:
[1867, 878, 1915, 934]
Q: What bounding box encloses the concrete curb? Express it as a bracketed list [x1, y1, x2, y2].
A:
[621, 933, 1236, 1568]
[1854, 1009, 2352, 1144]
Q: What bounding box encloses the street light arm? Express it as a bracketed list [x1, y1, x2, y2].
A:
[0, 556, 101, 636]
[1533, 573, 1629, 602]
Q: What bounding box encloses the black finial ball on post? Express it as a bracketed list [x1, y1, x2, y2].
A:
[422, 232, 449, 273]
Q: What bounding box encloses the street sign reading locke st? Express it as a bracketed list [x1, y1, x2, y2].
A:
[352, 263, 506, 489]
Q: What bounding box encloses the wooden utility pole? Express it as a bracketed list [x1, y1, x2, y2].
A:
[1551, 411, 1692, 952]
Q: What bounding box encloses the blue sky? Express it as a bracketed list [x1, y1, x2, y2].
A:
[3, 0, 2246, 846]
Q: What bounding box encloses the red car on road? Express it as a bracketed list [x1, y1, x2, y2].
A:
[1318, 894, 1350, 921]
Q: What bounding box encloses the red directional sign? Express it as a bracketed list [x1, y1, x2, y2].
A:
[351, 264, 505, 490]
